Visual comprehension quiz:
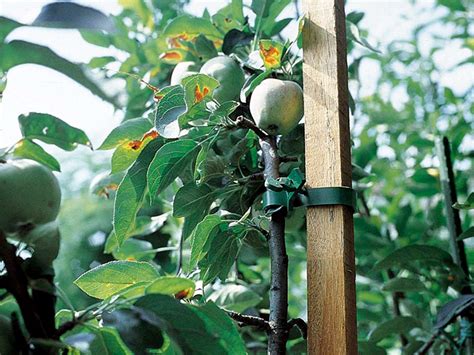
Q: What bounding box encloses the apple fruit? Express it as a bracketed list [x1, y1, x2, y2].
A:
[200, 56, 245, 103]
[170, 61, 200, 86]
[0, 159, 61, 232]
[249, 78, 304, 136]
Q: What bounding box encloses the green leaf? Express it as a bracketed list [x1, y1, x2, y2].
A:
[146, 276, 195, 298]
[89, 56, 116, 69]
[112, 238, 155, 262]
[346, 21, 381, 53]
[357, 341, 385, 355]
[154, 85, 186, 139]
[18, 112, 91, 151]
[147, 139, 200, 201]
[32, 2, 114, 31]
[0, 16, 22, 43]
[12, 139, 60, 171]
[91, 327, 132, 355]
[135, 295, 244, 354]
[74, 261, 159, 299]
[194, 35, 218, 60]
[200, 229, 241, 284]
[113, 139, 162, 247]
[222, 29, 254, 56]
[190, 214, 223, 268]
[369, 316, 421, 343]
[251, 0, 271, 18]
[457, 226, 474, 241]
[173, 183, 215, 217]
[434, 295, 474, 329]
[99, 117, 153, 150]
[240, 70, 271, 103]
[208, 284, 262, 313]
[0, 40, 114, 103]
[373, 245, 454, 271]
[189, 302, 246, 354]
[212, 0, 245, 32]
[453, 192, 474, 210]
[119, 0, 153, 27]
[438, 0, 466, 11]
[382, 277, 426, 293]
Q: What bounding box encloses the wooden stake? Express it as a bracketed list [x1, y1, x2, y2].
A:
[302, 0, 357, 353]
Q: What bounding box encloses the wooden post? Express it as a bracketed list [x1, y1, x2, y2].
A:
[302, 0, 357, 354]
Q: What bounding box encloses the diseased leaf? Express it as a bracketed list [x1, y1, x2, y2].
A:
[99, 117, 153, 150]
[162, 15, 222, 45]
[146, 276, 195, 298]
[181, 74, 219, 110]
[18, 112, 91, 151]
[258, 40, 284, 70]
[113, 139, 162, 247]
[147, 139, 200, 201]
[12, 139, 60, 172]
[74, 261, 159, 299]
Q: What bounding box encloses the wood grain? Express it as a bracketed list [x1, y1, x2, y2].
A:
[302, 0, 357, 353]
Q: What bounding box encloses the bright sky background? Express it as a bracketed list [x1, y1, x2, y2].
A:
[0, 0, 471, 175]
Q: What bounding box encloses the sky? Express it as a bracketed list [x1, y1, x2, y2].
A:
[0, 0, 470, 159]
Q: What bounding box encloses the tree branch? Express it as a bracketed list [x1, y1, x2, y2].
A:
[0, 230, 47, 338]
[234, 115, 268, 140]
[260, 136, 289, 354]
[226, 310, 270, 330]
[288, 318, 307, 339]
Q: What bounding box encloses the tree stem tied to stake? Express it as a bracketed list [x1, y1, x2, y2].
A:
[260, 136, 289, 354]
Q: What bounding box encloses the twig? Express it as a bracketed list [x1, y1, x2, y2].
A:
[287, 318, 307, 339]
[226, 310, 270, 330]
[234, 115, 268, 140]
[417, 329, 441, 355]
[0, 230, 47, 338]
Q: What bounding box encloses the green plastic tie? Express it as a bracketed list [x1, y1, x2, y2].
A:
[301, 186, 356, 210]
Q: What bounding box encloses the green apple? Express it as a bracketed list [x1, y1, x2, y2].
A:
[170, 61, 200, 86]
[200, 56, 245, 103]
[0, 159, 61, 232]
[0, 315, 16, 354]
[249, 78, 304, 136]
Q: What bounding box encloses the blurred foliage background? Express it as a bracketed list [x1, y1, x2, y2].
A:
[0, 0, 472, 353]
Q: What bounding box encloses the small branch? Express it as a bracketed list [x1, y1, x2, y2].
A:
[279, 156, 299, 163]
[234, 115, 268, 140]
[417, 329, 441, 355]
[288, 318, 307, 339]
[226, 310, 270, 330]
[0, 230, 47, 338]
